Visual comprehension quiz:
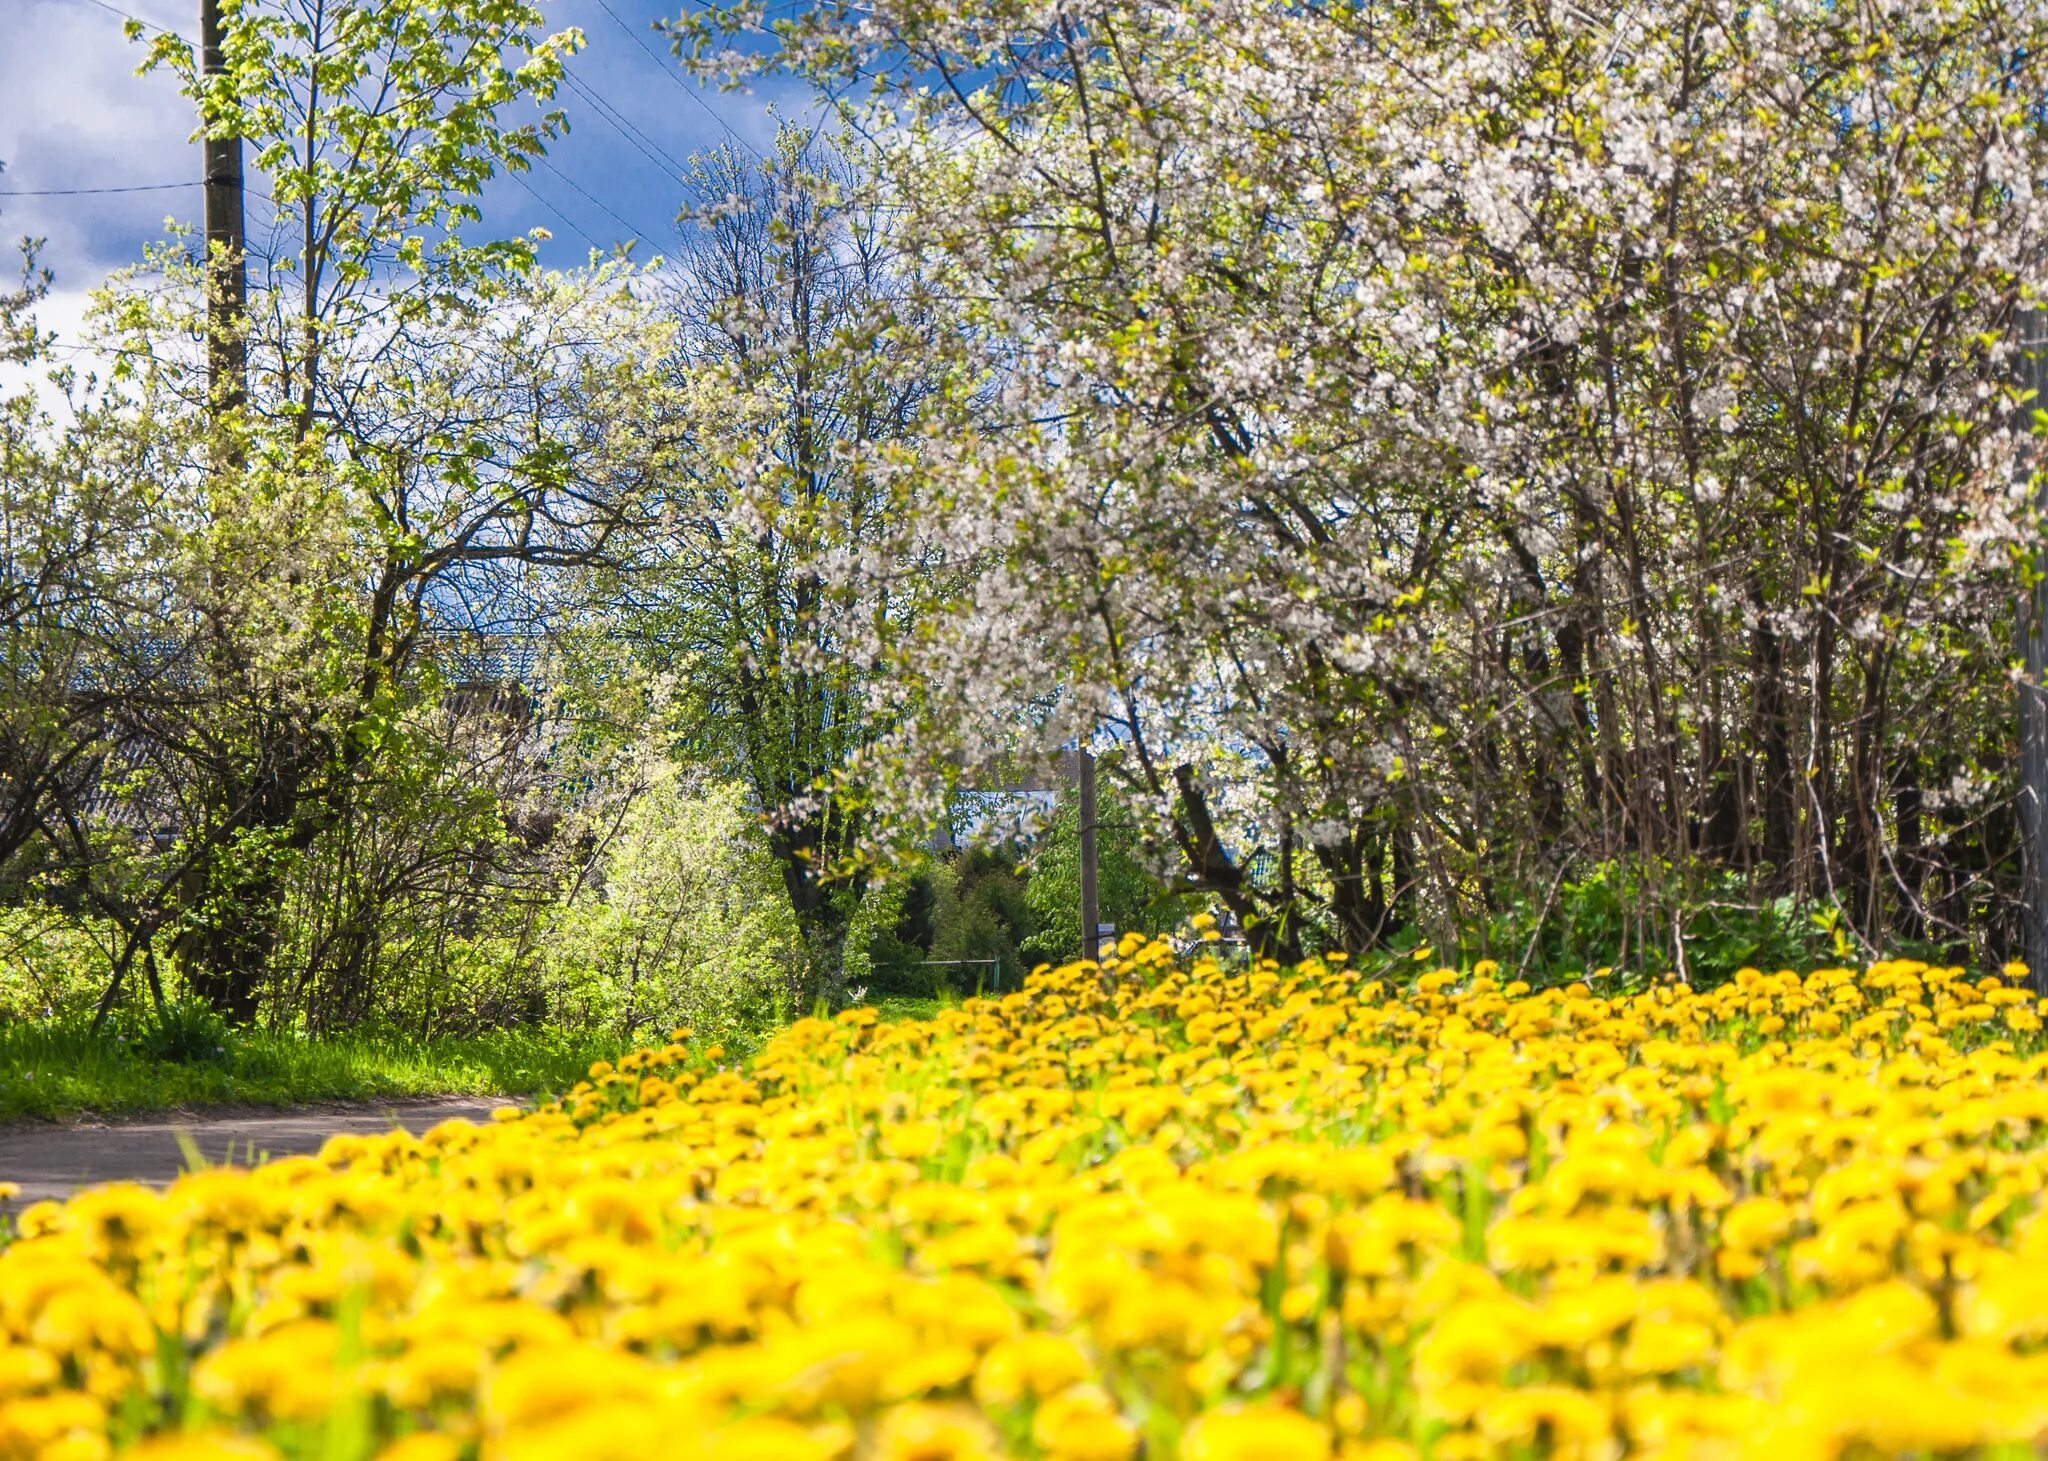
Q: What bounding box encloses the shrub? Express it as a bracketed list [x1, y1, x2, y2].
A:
[0, 905, 116, 1024]
[130, 996, 230, 1066]
[545, 768, 799, 1050]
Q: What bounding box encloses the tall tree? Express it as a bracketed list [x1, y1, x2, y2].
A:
[596, 129, 950, 1008]
[82, 0, 669, 1021]
[685, 0, 2048, 970]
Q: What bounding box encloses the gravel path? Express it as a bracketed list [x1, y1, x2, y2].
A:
[0, 1098, 518, 1204]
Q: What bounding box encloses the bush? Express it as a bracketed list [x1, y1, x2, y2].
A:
[1465, 858, 1944, 990]
[845, 871, 943, 997]
[131, 996, 230, 1066]
[928, 848, 1036, 992]
[0, 905, 115, 1024]
[545, 766, 798, 1051]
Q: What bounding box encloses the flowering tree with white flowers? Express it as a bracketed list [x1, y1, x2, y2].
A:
[577, 130, 959, 1008]
[674, 0, 2048, 969]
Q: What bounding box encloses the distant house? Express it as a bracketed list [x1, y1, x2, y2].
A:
[932, 750, 1083, 852]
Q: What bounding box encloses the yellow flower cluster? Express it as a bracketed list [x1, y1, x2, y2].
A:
[6, 947, 2048, 1460]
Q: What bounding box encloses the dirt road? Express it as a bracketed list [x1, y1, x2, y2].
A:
[0, 1098, 517, 1204]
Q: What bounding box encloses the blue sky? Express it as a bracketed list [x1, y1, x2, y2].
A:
[0, 0, 801, 343]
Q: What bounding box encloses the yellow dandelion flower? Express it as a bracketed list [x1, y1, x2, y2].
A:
[1181, 1404, 1332, 1461]
[872, 1403, 998, 1461]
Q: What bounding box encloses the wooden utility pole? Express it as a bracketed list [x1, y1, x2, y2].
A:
[2019, 307, 2048, 994]
[1079, 748, 1100, 960]
[201, 0, 246, 414]
[181, 0, 253, 1021]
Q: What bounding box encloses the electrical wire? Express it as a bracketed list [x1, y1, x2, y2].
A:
[36, 0, 681, 260]
[554, 72, 701, 248]
[0, 182, 190, 198]
[2, 178, 281, 210]
[64, 0, 182, 38]
[586, 0, 769, 161]
[503, 165, 606, 253]
[532, 154, 644, 246]
[560, 68, 690, 180]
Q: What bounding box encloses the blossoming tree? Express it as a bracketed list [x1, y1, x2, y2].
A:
[681, 0, 2048, 967]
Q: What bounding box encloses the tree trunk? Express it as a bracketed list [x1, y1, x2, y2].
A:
[178, 870, 277, 1025]
[768, 809, 859, 1011]
[1170, 765, 1302, 962]
[1751, 581, 1795, 881]
[177, 739, 310, 1025]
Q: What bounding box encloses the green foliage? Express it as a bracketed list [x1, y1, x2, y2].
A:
[546, 768, 799, 1052]
[50, 0, 663, 1034]
[1414, 859, 1957, 991]
[144, 0, 582, 333]
[0, 1022, 624, 1123]
[131, 997, 230, 1067]
[848, 805, 1203, 999]
[0, 907, 116, 1024]
[845, 868, 945, 997]
[927, 848, 1036, 993]
[262, 683, 549, 1037]
[1021, 791, 1198, 967]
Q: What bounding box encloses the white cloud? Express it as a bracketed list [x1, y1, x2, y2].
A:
[0, 284, 123, 415]
[0, 0, 806, 283]
[0, 0, 199, 282]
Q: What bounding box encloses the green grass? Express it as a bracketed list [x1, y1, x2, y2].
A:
[871, 995, 950, 1023]
[0, 1024, 633, 1123]
[0, 986, 959, 1124]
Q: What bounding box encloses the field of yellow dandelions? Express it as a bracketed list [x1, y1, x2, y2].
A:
[6, 942, 2048, 1460]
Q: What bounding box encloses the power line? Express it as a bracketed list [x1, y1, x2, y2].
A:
[38, 0, 665, 262]
[0, 158, 623, 263]
[0, 182, 191, 198]
[65, 0, 183, 38]
[1, 178, 280, 210]
[532, 153, 644, 247]
[503, 165, 605, 254]
[586, 0, 768, 161]
[561, 68, 689, 180]
[556, 72, 698, 247]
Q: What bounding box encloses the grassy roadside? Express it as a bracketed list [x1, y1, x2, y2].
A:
[871, 995, 950, 1024]
[0, 1024, 634, 1123]
[0, 991, 956, 1123]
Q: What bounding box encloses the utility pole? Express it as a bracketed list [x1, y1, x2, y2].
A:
[2020, 307, 2048, 995]
[201, 0, 246, 415]
[179, 0, 250, 1019]
[1078, 747, 1100, 961]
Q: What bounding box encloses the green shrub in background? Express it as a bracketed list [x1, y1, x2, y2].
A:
[928, 848, 1037, 993]
[844, 793, 1206, 999]
[1377, 857, 1957, 992]
[845, 849, 1044, 1001]
[845, 870, 944, 998]
[544, 766, 799, 1052]
[1021, 790, 1198, 967]
[130, 996, 231, 1065]
[0, 906, 117, 1024]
